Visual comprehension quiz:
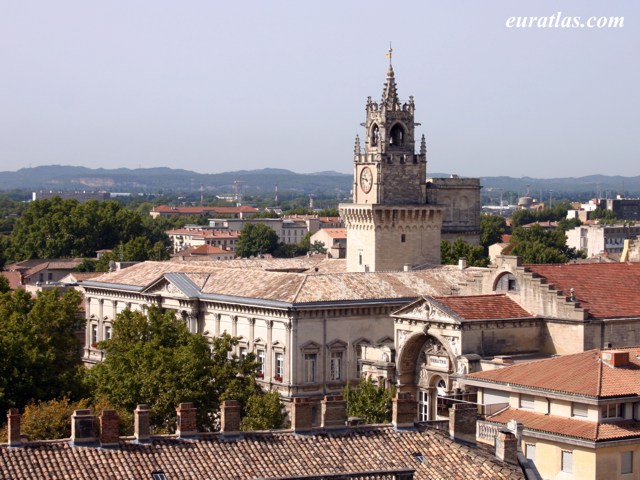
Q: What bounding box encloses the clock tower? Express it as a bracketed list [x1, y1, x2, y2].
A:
[340, 55, 444, 272]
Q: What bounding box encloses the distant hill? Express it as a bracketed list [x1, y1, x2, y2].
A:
[1, 165, 638, 198]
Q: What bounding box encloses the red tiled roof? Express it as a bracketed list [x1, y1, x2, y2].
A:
[0, 427, 524, 480]
[526, 263, 640, 318]
[321, 228, 347, 239]
[0, 271, 21, 290]
[190, 245, 232, 256]
[434, 294, 532, 320]
[489, 408, 640, 442]
[468, 348, 640, 398]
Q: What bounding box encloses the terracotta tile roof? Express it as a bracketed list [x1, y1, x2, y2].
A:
[190, 245, 232, 255]
[467, 348, 640, 398]
[0, 427, 524, 480]
[84, 262, 474, 305]
[166, 228, 240, 239]
[525, 263, 640, 318]
[489, 408, 640, 442]
[0, 271, 21, 289]
[434, 294, 532, 320]
[320, 228, 347, 239]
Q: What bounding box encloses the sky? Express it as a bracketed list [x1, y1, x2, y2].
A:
[1, 1, 638, 178]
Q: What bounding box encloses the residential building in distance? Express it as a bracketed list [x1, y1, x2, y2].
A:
[2, 258, 85, 289]
[32, 191, 110, 202]
[166, 227, 240, 254]
[566, 223, 640, 258]
[149, 205, 259, 219]
[465, 348, 640, 480]
[600, 197, 640, 221]
[310, 227, 347, 258]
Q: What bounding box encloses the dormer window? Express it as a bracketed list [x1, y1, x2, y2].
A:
[494, 273, 518, 292]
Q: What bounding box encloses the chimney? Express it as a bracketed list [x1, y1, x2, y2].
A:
[495, 429, 518, 465]
[392, 392, 417, 429]
[99, 410, 120, 447]
[458, 258, 467, 270]
[448, 403, 477, 444]
[134, 404, 151, 443]
[7, 408, 22, 447]
[176, 402, 197, 437]
[602, 350, 629, 367]
[220, 400, 241, 434]
[71, 409, 96, 445]
[321, 395, 347, 430]
[291, 397, 313, 433]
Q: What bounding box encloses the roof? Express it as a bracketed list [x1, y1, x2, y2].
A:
[0, 271, 21, 290]
[434, 294, 532, 321]
[489, 408, 640, 442]
[0, 426, 523, 480]
[82, 261, 475, 306]
[166, 228, 240, 239]
[525, 263, 640, 318]
[317, 228, 347, 239]
[190, 245, 233, 256]
[467, 348, 640, 399]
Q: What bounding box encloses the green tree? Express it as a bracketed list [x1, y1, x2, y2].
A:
[507, 225, 583, 264]
[240, 390, 287, 431]
[343, 376, 396, 424]
[88, 307, 259, 432]
[0, 275, 9, 293]
[235, 223, 279, 258]
[310, 240, 327, 254]
[0, 288, 86, 414]
[441, 239, 489, 267]
[75, 258, 97, 272]
[20, 398, 91, 441]
[480, 214, 506, 249]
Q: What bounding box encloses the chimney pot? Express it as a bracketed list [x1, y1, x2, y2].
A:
[7, 408, 22, 447]
[99, 410, 120, 447]
[134, 404, 151, 442]
[71, 409, 96, 445]
[220, 400, 241, 434]
[176, 402, 197, 437]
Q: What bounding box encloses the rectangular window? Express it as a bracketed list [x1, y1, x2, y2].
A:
[418, 390, 429, 421]
[330, 351, 343, 381]
[401, 234, 406, 243]
[104, 325, 112, 341]
[91, 324, 98, 345]
[520, 394, 535, 409]
[305, 353, 317, 383]
[47, 272, 53, 281]
[601, 403, 622, 419]
[622, 451, 633, 475]
[275, 352, 284, 379]
[356, 345, 363, 378]
[572, 403, 588, 418]
[257, 349, 265, 375]
[561, 451, 573, 473]
[525, 443, 536, 461]
[239, 347, 247, 359]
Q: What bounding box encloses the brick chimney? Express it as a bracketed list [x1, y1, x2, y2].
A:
[321, 395, 347, 430]
[602, 350, 630, 368]
[220, 400, 241, 433]
[176, 402, 197, 437]
[99, 410, 120, 447]
[7, 408, 22, 447]
[392, 392, 417, 429]
[291, 397, 313, 433]
[134, 404, 150, 443]
[448, 403, 478, 444]
[495, 429, 518, 465]
[71, 409, 96, 445]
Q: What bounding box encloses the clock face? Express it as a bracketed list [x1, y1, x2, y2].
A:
[360, 167, 373, 193]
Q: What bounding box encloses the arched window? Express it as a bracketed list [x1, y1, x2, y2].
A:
[494, 272, 518, 292]
[370, 124, 380, 147]
[389, 123, 405, 147]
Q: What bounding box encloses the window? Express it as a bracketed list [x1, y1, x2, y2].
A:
[572, 403, 588, 418]
[47, 272, 53, 281]
[257, 349, 265, 375]
[525, 443, 536, 461]
[359, 253, 363, 265]
[622, 451, 633, 474]
[520, 394, 535, 410]
[401, 234, 406, 243]
[418, 390, 429, 421]
[305, 353, 317, 383]
[239, 346, 247, 359]
[91, 324, 98, 345]
[601, 403, 623, 419]
[274, 352, 284, 379]
[356, 345, 363, 377]
[561, 451, 573, 473]
[494, 273, 518, 292]
[104, 325, 112, 341]
[330, 351, 343, 381]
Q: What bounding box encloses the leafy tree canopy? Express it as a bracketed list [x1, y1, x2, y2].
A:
[88, 307, 260, 432]
[441, 239, 489, 267]
[506, 224, 584, 264]
[480, 214, 506, 249]
[344, 376, 396, 424]
[240, 390, 287, 431]
[235, 223, 279, 258]
[0, 288, 86, 414]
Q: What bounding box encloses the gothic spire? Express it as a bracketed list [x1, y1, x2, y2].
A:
[381, 46, 399, 110]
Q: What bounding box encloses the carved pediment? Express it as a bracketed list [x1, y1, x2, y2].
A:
[393, 297, 460, 323]
[143, 277, 188, 298]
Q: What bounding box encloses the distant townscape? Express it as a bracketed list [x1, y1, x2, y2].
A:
[2, 61, 640, 480]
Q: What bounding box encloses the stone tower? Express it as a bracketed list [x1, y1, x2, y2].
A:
[340, 60, 444, 272]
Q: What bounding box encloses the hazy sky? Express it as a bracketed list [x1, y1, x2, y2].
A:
[1, 1, 638, 178]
